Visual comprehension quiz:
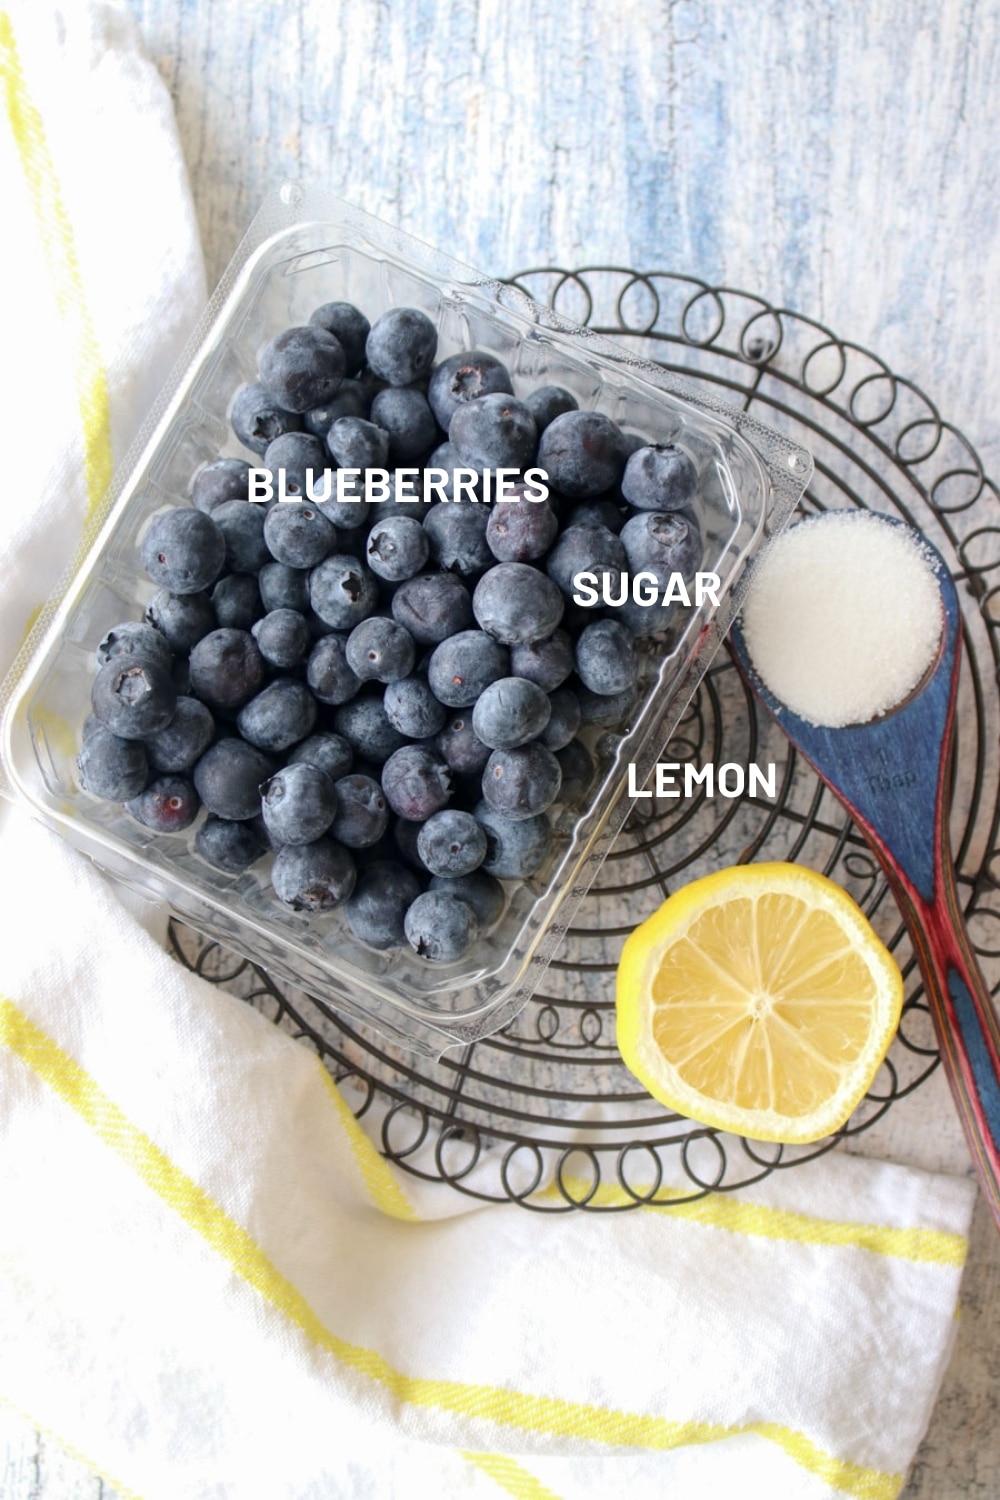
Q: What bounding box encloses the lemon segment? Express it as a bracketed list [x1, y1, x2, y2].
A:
[615, 863, 904, 1143]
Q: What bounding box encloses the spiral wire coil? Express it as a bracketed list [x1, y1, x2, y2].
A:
[169, 269, 1000, 1210]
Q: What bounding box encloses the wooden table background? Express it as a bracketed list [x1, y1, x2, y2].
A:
[3, 1, 999, 1495]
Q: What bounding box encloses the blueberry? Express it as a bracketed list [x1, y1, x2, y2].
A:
[211, 572, 263, 630]
[261, 762, 337, 844]
[251, 608, 311, 669]
[97, 621, 174, 674]
[574, 619, 637, 695]
[344, 860, 421, 949]
[536, 410, 629, 498]
[427, 630, 509, 707]
[77, 726, 149, 800]
[237, 679, 317, 752]
[345, 616, 416, 684]
[370, 387, 439, 464]
[231, 382, 302, 455]
[308, 555, 379, 630]
[191, 737, 274, 820]
[91, 656, 177, 739]
[263, 502, 336, 569]
[472, 677, 551, 750]
[287, 731, 353, 781]
[306, 634, 360, 706]
[555, 739, 596, 803]
[330, 773, 390, 848]
[404, 890, 478, 963]
[545, 523, 626, 600]
[567, 497, 626, 533]
[141, 507, 226, 595]
[126, 774, 199, 833]
[212, 500, 271, 574]
[381, 744, 452, 820]
[620, 443, 698, 511]
[435, 712, 491, 775]
[326, 415, 390, 471]
[383, 676, 448, 738]
[271, 838, 356, 911]
[427, 349, 513, 429]
[577, 681, 640, 727]
[416, 809, 487, 877]
[142, 695, 215, 772]
[366, 514, 429, 582]
[334, 689, 407, 765]
[304, 380, 369, 433]
[366, 307, 437, 387]
[258, 561, 310, 614]
[523, 384, 578, 431]
[429, 870, 504, 930]
[308, 301, 371, 375]
[485, 494, 558, 563]
[619, 509, 702, 585]
[259, 325, 346, 413]
[508, 629, 574, 691]
[472, 563, 564, 645]
[449, 393, 537, 470]
[262, 432, 329, 497]
[195, 815, 269, 874]
[423, 502, 493, 576]
[146, 590, 216, 652]
[189, 628, 265, 711]
[482, 743, 561, 819]
[192, 457, 252, 513]
[391, 572, 473, 645]
[474, 802, 553, 879]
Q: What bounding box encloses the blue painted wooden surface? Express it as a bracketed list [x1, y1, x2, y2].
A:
[4, 2, 999, 1496]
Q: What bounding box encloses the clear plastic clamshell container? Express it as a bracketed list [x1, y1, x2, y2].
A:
[0, 186, 812, 1055]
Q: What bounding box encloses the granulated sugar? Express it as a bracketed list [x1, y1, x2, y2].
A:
[740, 511, 943, 728]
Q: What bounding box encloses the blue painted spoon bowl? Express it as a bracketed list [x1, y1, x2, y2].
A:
[730, 518, 1000, 1228]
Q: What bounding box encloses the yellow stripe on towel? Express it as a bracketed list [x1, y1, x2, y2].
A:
[460, 1450, 564, 1499]
[0, 996, 903, 1499]
[0, 9, 113, 520]
[539, 1178, 967, 1268]
[313, 1058, 419, 1221]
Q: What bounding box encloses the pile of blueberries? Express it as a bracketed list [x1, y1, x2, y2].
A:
[79, 299, 705, 963]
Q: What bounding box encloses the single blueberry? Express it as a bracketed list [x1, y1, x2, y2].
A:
[308, 302, 371, 375]
[427, 350, 513, 429]
[271, 838, 356, 911]
[381, 744, 452, 820]
[97, 621, 174, 674]
[449, 393, 537, 471]
[77, 726, 149, 801]
[523, 385, 578, 431]
[344, 859, 422, 949]
[193, 737, 275, 820]
[212, 499, 272, 574]
[326, 415, 390, 471]
[345, 616, 416, 684]
[330, 773, 390, 849]
[423, 502, 493, 576]
[308, 555, 379, 630]
[427, 630, 509, 708]
[126, 774, 200, 834]
[145, 590, 216, 653]
[211, 572, 264, 630]
[370, 386, 440, 464]
[474, 802, 553, 879]
[264, 502, 336, 569]
[416, 809, 487, 877]
[391, 571, 474, 645]
[259, 325, 346, 413]
[508, 629, 574, 692]
[142, 695, 215, 773]
[383, 676, 448, 739]
[262, 431, 329, 498]
[472, 677, 551, 750]
[334, 689, 408, 765]
[620, 443, 699, 511]
[545, 523, 626, 600]
[539, 687, 581, 751]
[192, 457, 252, 513]
[472, 563, 564, 645]
[188, 628, 265, 711]
[250, 608, 311, 669]
[574, 618, 638, 695]
[259, 560, 311, 614]
[261, 762, 338, 845]
[141, 507, 226, 595]
[306, 634, 361, 706]
[196, 815, 269, 874]
[287, 731, 354, 782]
[366, 514, 430, 582]
[536, 410, 629, 498]
[366, 307, 438, 387]
[231, 382, 302, 455]
[304, 379, 369, 434]
[428, 870, 505, 930]
[237, 679, 318, 753]
[434, 712, 492, 775]
[619, 509, 703, 586]
[481, 743, 562, 819]
[404, 890, 478, 963]
[91, 656, 178, 739]
[485, 493, 559, 563]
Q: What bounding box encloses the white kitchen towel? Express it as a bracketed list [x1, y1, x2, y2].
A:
[0, 5, 979, 1500]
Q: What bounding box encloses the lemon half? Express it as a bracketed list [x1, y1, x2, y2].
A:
[615, 862, 904, 1144]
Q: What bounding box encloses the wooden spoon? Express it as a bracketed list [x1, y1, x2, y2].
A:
[729, 518, 1000, 1227]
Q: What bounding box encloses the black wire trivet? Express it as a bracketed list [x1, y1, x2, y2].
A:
[169, 269, 1000, 1210]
